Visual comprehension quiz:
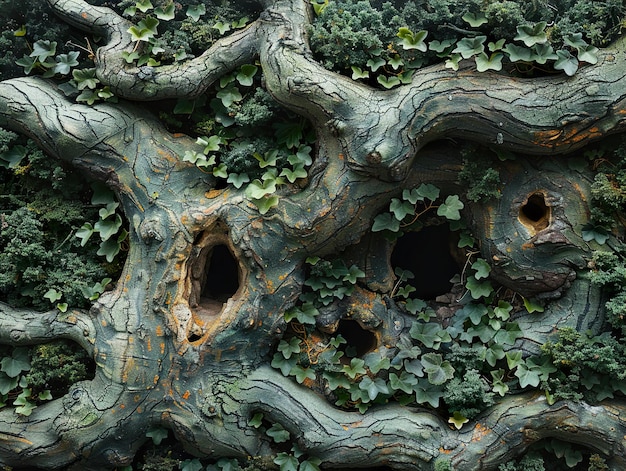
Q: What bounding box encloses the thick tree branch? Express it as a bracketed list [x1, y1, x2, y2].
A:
[0, 302, 95, 356]
[46, 0, 262, 100]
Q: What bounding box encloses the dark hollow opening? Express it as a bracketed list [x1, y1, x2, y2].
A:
[390, 225, 460, 300]
[336, 319, 378, 357]
[201, 244, 239, 302]
[519, 193, 550, 231]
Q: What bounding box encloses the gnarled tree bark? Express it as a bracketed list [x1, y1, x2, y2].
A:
[0, 0, 625, 469]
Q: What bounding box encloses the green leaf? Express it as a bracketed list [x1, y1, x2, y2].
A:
[377, 75, 401, 89]
[186, 4, 206, 21]
[236, 64, 258, 86]
[515, 362, 541, 388]
[154, 4, 175, 20]
[452, 36, 486, 59]
[389, 371, 418, 394]
[300, 458, 322, 471]
[581, 223, 609, 244]
[292, 365, 316, 384]
[471, 259, 491, 280]
[284, 303, 319, 325]
[14, 390, 36, 416]
[0, 145, 27, 168]
[30, 40, 57, 62]
[267, 423, 290, 443]
[367, 57, 386, 72]
[212, 163, 229, 179]
[128, 16, 160, 42]
[53, 51, 80, 75]
[271, 353, 297, 376]
[44, 288, 63, 304]
[274, 121, 304, 149]
[505, 350, 523, 369]
[475, 52, 503, 72]
[488, 39, 506, 52]
[217, 86, 243, 107]
[514, 22, 547, 47]
[409, 322, 450, 349]
[576, 44, 599, 64]
[254, 149, 278, 168]
[135, 0, 153, 12]
[146, 427, 168, 445]
[372, 213, 400, 232]
[389, 198, 414, 221]
[462, 12, 487, 27]
[397, 27, 428, 52]
[445, 53, 462, 71]
[351, 66, 369, 80]
[94, 214, 123, 241]
[448, 411, 469, 430]
[414, 379, 444, 407]
[531, 43, 558, 64]
[249, 412, 263, 428]
[1, 348, 30, 378]
[493, 322, 522, 345]
[502, 43, 533, 62]
[180, 459, 203, 471]
[359, 376, 391, 401]
[99, 202, 120, 220]
[227, 172, 250, 189]
[436, 194, 464, 220]
[485, 343, 505, 367]
[213, 21, 231, 35]
[388, 55, 404, 70]
[522, 296, 544, 313]
[421, 353, 454, 385]
[72, 68, 100, 90]
[363, 350, 391, 374]
[429, 38, 455, 54]
[554, 49, 578, 76]
[281, 165, 308, 183]
[274, 453, 299, 471]
[465, 275, 493, 299]
[342, 358, 366, 379]
[15, 55, 38, 75]
[97, 237, 122, 263]
[91, 183, 116, 205]
[278, 338, 301, 360]
[564, 32, 587, 49]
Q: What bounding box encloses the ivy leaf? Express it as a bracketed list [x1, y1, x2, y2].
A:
[485, 343, 505, 367]
[367, 57, 386, 72]
[363, 350, 391, 374]
[236, 64, 258, 86]
[581, 223, 609, 244]
[284, 303, 319, 325]
[554, 49, 578, 76]
[351, 66, 370, 80]
[522, 296, 544, 313]
[471, 259, 491, 280]
[502, 43, 533, 62]
[342, 358, 366, 379]
[271, 353, 297, 377]
[44, 288, 63, 304]
[72, 68, 100, 90]
[94, 214, 123, 241]
[323, 372, 351, 391]
[421, 353, 454, 385]
[514, 362, 541, 388]
[448, 411, 469, 430]
[53, 51, 80, 75]
[493, 301, 512, 321]
[226, 172, 250, 189]
[135, 0, 153, 12]
[30, 40, 57, 62]
[0, 373, 17, 395]
[291, 365, 315, 384]
[372, 213, 400, 232]
[437, 194, 464, 220]
[414, 379, 444, 407]
[216, 86, 243, 107]
[1, 348, 30, 378]
[461, 303, 488, 325]
[389, 371, 418, 394]
[274, 453, 299, 471]
[128, 17, 160, 42]
[429, 38, 455, 54]
[475, 52, 503, 72]
[0, 145, 27, 168]
[452, 36, 486, 59]
[462, 12, 488, 27]
[445, 53, 462, 71]
[397, 27, 428, 52]
[514, 22, 547, 47]
[154, 4, 175, 20]
[488, 39, 506, 52]
[389, 198, 414, 221]
[277, 338, 301, 360]
[506, 350, 523, 369]
[388, 54, 404, 70]
[186, 4, 206, 22]
[377, 75, 401, 89]
[15, 55, 38, 75]
[576, 44, 599, 64]
[14, 391, 36, 416]
[213, 21, 231, 35]
[146, 428, 168, 445]
[359, 376, 391, 401]
[465, 275, 493, 299]
[99, 202, 119, 220]
[409, 322, 450, 349]
[564, 32, 588, 49]
[300, 458, 322, 471]
[254, 149, 278, 168]
[531, 43, 558, 64]
[266, 423, 290, 443]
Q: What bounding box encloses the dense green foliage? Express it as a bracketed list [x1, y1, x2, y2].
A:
[309, 0, 626, 85]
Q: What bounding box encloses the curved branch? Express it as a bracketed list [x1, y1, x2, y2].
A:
[46, 0, 262, 100]
[237, 367, 626, 470]
[0, 302, 95, 356]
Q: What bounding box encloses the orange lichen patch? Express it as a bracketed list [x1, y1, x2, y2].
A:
[146, 337, 152, 352]
[522, 242, 535, 250]
[155, 325, 164, 336]
[205, 189, 223, 199]
[472, 423, 490, 442]
[153, 375, 160, 385]
[439, 447, 453, 454]
[101, 319, 108, 327]
[160, 342, 165, 355]
[81, 12, 89, 19]
[182, 390, 191, 400]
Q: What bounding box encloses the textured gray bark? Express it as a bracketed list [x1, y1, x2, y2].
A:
[0, 0, 625, 469]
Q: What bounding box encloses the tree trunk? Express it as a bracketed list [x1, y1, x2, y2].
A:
[0, 0, 625, 469]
